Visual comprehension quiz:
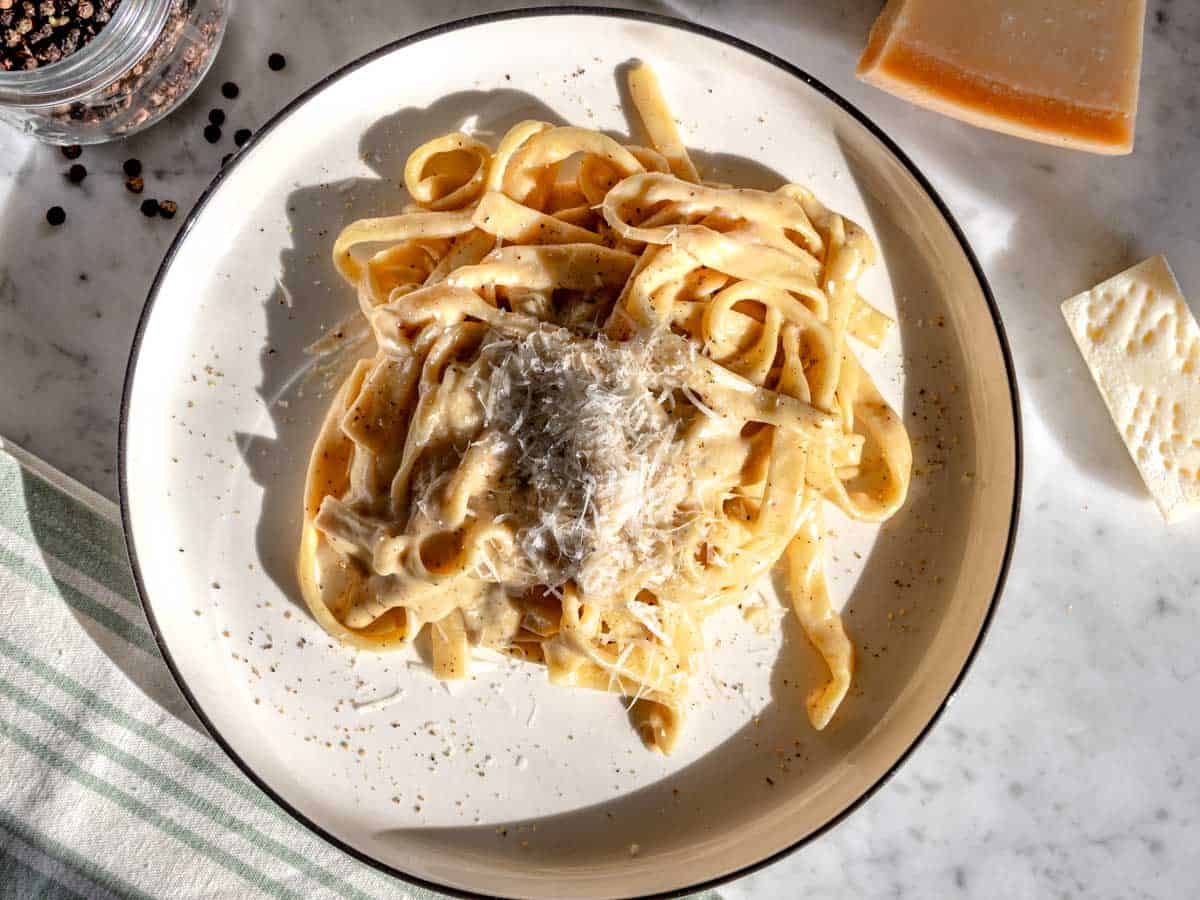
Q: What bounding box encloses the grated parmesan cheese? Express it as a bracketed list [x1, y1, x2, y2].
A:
[626, 599, 670, 645]
[475, 325, 700, 599]
[351, 687, 406, 714]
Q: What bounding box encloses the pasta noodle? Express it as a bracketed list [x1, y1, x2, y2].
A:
[299, 63, 912, 752]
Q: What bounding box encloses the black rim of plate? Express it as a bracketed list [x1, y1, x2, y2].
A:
[119, 7, 1024, 899]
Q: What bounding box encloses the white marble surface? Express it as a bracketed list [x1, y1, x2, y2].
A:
[1, 1, 1198, 897]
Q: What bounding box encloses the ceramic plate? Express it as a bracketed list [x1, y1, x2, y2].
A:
[121, 9, 1020, 899]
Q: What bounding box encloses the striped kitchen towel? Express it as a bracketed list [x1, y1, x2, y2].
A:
[0, 439, 412, 900]
[0, 439, 726, 899]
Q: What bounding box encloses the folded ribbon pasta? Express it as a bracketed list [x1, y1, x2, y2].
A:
[299, 64, 911, 752]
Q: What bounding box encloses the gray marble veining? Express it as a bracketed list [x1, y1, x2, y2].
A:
[1, 1, 1198, 897]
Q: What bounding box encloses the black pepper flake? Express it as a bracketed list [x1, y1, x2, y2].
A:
[61, 144, 82, 160]
[66, 163, 86, 183]
[124, 175, 143, 194]
[203, 123, 221, 143]
[157, 199, 177, 219]
[221, 80, 239, 99]
[267, 52, 285, 71]
[122, 157, 141, 177]
[45, 205, 65, 226]
[233, 128, 251, 147]
[140, 198, 159, 217]
[208, 108, 224, 126]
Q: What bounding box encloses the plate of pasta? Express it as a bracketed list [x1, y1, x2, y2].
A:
[121, 9, 1020, 899]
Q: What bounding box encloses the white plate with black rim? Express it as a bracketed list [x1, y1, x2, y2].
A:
[120, 8, 1021, 899]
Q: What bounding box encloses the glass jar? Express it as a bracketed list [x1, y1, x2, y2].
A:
[0, 0, 230, 145]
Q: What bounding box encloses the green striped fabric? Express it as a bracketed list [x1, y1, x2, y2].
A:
[0, 440, 723, 900]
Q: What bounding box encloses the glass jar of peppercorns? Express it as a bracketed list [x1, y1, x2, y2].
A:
[0, 0, 230, 145]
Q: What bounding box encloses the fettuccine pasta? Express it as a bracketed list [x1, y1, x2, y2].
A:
[299, 64, 912, 752]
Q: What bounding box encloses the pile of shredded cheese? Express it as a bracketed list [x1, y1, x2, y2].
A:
[476, 326, 698, 598]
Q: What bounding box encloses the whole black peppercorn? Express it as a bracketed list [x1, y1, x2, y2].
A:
[140, 198, 159, 218]
[203, 123, 221, 144]
[267, 52, 285, 71]
[123, 158, 142, 177]
[61, 144, 82, 160]
[46, 206, 66, 226]
[208, 108, 225, 126]
[66, 163, 87, 183]
[221, 81, 239, 99]
[158, 200, 178, 220]
[233, 128, 251, 147]
[125, 175, 144, 194]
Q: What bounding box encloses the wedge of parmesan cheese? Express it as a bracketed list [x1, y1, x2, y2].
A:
[1061, 256, 1200, 523]
[857, 0, 1146, 155]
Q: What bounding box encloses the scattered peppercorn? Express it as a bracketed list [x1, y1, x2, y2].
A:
[233, 128, 251, 147]
[140, 198, 159, 218]
[208, 108, 225, 126]
[157, 200, 178, 219]
[125, 175, 144, 194]
[203, 123, 221, 143]
[267, 52, 286, 71]
[122, 158, 142, 177]
[61, 144, 82, 160]
[66, 163, 87, 183]
[46, 206, 66, 226]
[221, 81, 239, 99]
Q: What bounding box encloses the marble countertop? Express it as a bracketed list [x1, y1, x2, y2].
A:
[2, 1, 1198, 897]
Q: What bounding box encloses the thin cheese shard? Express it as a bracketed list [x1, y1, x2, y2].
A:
[1062, 256, 1200, 523]
[857, 0, 1146, 155]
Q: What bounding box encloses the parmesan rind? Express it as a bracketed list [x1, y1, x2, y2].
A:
[1061, 256, 1200, 523]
